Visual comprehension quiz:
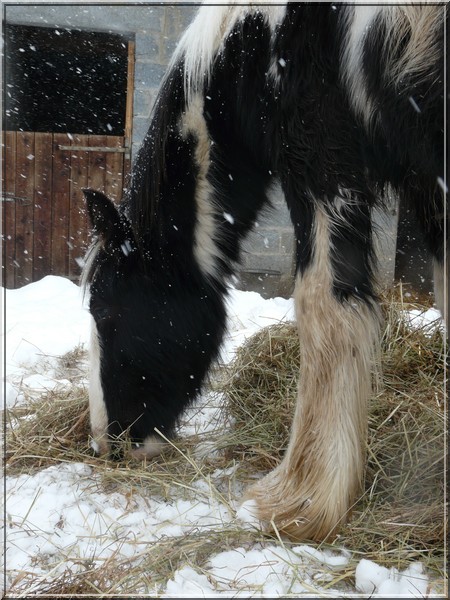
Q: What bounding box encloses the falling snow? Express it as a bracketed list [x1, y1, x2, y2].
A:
[437, 176, 448, 194]
[223, 212, 234, 225]
[408, 96, 421, 114]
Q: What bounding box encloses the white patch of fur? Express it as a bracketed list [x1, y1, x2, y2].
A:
[342, 4, 444, 127]
[328, 187, 360, 221]
[131, 435, 166, 459]
[381, 5, 443, 87]
[244, 205, 381, 541]
[88, 317, 109, 455]
[180, 94, 223, 280]
[341, 5, 380, 125]
[256, 1, 287, 32]
[80, 239, 102, 294]
[268, 50, 289, 89]
[267, 57, 282, 88]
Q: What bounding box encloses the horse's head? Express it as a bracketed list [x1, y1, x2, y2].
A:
[83, 189, 226, 460]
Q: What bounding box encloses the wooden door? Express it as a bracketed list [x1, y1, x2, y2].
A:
[2, 132, 131, 288]
[2, 28, 135, 289]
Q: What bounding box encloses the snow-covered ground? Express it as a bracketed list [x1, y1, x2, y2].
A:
[2, 276, 444, 597]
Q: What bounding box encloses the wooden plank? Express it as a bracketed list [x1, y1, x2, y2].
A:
[125, 41, 135, 152]
[2, 131, 17, 288]
[87, 135, 107, 194]
[33, 132, 53, 282]
[68, 133, 90, 281]
[14, 132, 35, 287]
[123, 151, 132, 195]
[58, 144, 128, 153]
[51, 133, 71, 277]
[104, 136, 126, 204]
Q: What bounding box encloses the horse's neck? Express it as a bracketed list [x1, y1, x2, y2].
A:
[126, 100, 274, 284]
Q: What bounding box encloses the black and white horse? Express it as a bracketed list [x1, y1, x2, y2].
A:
[82, 2, 447, 541]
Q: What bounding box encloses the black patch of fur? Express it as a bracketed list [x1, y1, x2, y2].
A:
[274, 4, 377, 301]
[204, 12, 276, 272]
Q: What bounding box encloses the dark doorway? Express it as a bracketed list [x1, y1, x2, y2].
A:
[4, 24, 128, 135]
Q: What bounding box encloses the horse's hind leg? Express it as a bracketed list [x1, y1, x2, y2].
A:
[425, 195, 448, 327]
[408, 184, 448, 327]
[243, 197, 381, 541]
[433, 256, 448, 326]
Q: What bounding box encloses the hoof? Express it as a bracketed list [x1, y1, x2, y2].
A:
[240, 467, 352, 542]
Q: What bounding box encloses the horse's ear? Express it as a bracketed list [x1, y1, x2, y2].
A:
[83, 189, 122, 243]
[83, 189, 138, 258]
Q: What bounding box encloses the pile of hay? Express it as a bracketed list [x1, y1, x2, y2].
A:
[221, 291, 446, 580]
[6, 344, 91, 476]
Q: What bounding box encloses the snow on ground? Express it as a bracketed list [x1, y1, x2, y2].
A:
[402, 307, 445, 337]
[1, 275, 442, 596]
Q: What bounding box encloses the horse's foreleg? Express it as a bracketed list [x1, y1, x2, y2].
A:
[242, 203, 381, 541]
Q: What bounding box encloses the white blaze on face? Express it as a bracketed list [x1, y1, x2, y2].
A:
[88, 316, 109, 455]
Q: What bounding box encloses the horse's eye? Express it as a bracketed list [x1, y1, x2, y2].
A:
[94, 307, 110, 322]
[91, 300, 112, 324]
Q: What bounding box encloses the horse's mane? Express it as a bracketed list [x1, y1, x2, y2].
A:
[82, 1, 287, 285]
[123, 1, 287, 241]
[122, 59, 187, 241]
